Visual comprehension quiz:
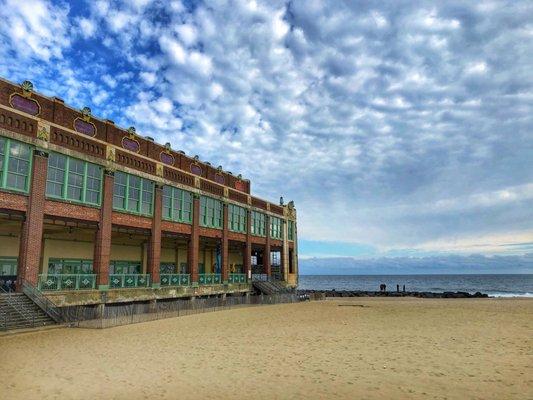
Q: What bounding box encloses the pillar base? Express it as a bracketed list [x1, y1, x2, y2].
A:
[98, 284, 109, 291]
[223, 280, 229, 285]
[192, 282, 199, 288]
[151, 283, 161, 289]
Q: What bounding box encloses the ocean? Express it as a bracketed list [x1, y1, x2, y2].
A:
[298, 274, 533, 297]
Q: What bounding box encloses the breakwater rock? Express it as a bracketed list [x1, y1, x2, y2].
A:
[298, 290, 489, 299]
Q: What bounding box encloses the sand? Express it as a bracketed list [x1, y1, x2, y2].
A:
[0, 297, 532, 400]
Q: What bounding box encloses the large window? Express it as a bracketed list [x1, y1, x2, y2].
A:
[46, 152, 103, 206]
[200, 196, 222, 229]
[113, 171, 154, 216]
[251, 211, 266, 237]
[109, 261, 141, 274]
[0, 137, 32, 193]
[162, 185, 193, 223]
[0, 257, 17, 276]
[229, 204, 247, 233]
[160, 263, 176, 274]
[288, 220, 295, 241]
[270, 216, 283, 239]
[47, 259, 93, 274]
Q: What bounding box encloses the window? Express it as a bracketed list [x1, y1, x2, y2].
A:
[160, 263, 175, 274]
[109, 261, 141, 274]
[45, 152, 103, 206]
[113, 171, 154, 216]
[162, 185, 193, 223]
[0, 257, 17, 276]
[288, 220, 295, 241]
[251, 211, 266, 237]
[200, 196, 223, 229]
[229, 204, 247, 233]
[270, 216, 283, 239]
[47, 259, 93, 274]
[0, 138, 32, 193]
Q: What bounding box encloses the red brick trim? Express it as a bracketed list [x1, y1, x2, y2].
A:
[0, 191, 28, 212]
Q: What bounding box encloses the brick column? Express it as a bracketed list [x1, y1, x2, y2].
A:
[264, 215, 271, 278]
[147, 183, 163, 287]
[93, 170, 114, 290]
[243, 210, 252, 281]
[188, 194, 200, 285]
[17, 150, 48, 290]
[282, 219, 289, 282]
[221, 203, 229, 284]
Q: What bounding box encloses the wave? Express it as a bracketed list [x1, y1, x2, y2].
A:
[489, 292, 533, 298]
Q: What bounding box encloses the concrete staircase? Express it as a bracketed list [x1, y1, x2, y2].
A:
[0, 293, 56, 331]
[252, 280, 294, 295]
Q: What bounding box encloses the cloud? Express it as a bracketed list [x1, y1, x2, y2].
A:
[0, 0, 71, 61]
[0, 0, 531, 260]
[78, 17, 96, 39]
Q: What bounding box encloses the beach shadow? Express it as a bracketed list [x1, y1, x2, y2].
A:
[337, 304, 370, 308]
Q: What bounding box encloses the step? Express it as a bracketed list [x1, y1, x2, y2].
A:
[0, 292, 56, 332]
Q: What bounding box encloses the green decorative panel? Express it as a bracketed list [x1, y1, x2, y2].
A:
[198, 274, 222, 285]
[38, 274, 96, 291]
[109, 274, 150, 289]
[229, 274, 246, 284]
[160, 274, 190, 287]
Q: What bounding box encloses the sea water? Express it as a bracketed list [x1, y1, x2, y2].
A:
[298, 274, 533, 297]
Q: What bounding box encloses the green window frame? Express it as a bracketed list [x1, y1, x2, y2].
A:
[47, 258, 94, 274]
[45, 152, 103, 206]
[270, 216, 283, 239]
[113, 171, 154, 216]
[200, 196, 222, 229]
[109, 260, 141, 274]
[162, 185, 193, 223]
[0, 137, 32, 193]
[229, 204, 247, 233]
[288, 220, 295, 241]
[251, 211, 266, 237]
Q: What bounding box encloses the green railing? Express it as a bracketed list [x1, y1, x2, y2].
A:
[38, 274, 97, 291]
[160, 274, 190, 286]
[109, 274, 151, 289]
[228, 273, 246, 284]
[198, 273, 222, 285]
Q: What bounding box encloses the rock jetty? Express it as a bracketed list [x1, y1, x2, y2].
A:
[299, 289, 489, 299]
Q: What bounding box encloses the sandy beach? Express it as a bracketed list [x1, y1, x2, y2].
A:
[1, 298, 532, 400]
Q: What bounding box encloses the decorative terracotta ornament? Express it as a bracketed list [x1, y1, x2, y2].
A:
[160, 142, 175, 165]
[74, 106, 97, 137]
[9, 80, 40, 116]
[122, 126, 140, 153]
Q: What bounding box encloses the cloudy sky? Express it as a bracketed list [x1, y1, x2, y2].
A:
[0, 0, 531, 272]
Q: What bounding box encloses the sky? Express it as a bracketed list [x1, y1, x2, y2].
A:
[0, 0, 531, 273]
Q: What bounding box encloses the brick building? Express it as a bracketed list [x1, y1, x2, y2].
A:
[0, 77, 298, 308]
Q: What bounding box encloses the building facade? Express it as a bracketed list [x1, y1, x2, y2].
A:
[0, 78, 298, 307]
